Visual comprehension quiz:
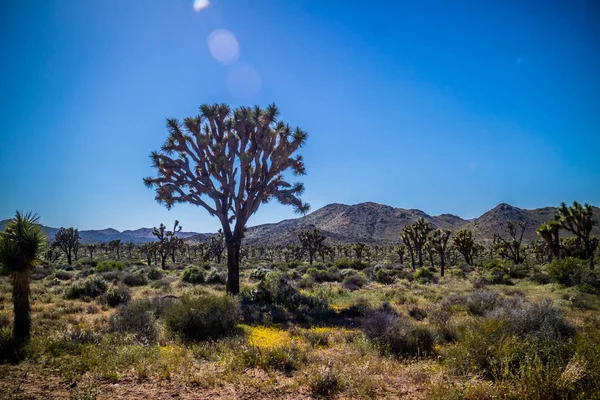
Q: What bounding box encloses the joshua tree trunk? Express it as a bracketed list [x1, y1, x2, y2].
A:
[408, 248, 415, 270]
[160, 254, 167, 269]
[12, 271, 31, 344]
[226, 236, 241, 294]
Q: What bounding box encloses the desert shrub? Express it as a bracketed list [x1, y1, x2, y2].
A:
[65, 276, 108, 299]
[574, 323, 600, 395]
[466, 289, 499, 316]
[444, 317, 574, 385]
[408, 305, 427, 321]
[54, 270, 72, 281]
[486, 267, 513, 285]
[79, 258, 98, 268]
[239, 342, 307, 373]
[413, 267, 436, 284]
[240, 272, 329, 324]
[306, 266, 341, 283]
[342, 274, 366, 291]
[489, 298, 575, 341]
[164, 293, 240, 341]
[374, 268, 396, 284]
[362, 305, 434, 358]
[427, 306, 459, 342]
[150, 279, 171, 291]
[104, 285, 131, 307]
[147, 268, 163, 281]
[108, 299, 157, 344]
[122, 272, 148, 287]
[308, 365, 343, 397]
[31, 267, 53, 281]
[547, 257, 597, 288]
[250, 267, 271, 280]
[205, 268, 227, 284]
[95, 260, 125, 273]
[98, 270, 121, 283]
[334, 258, 368, 270]
[181, 266, 205, 284]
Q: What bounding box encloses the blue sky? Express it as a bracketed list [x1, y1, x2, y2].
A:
[1, 0, 599, 232]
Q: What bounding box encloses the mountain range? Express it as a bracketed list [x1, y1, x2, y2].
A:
[2, 202, 598, 245]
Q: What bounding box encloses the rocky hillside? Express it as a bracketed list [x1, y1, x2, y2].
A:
[2, 202, 598, 245]
[242, 202, 600, 246]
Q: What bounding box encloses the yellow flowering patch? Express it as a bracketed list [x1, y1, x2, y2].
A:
[246, 326, 298, 349]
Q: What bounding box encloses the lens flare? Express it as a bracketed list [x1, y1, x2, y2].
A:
[193, 0, 210, 12]
[207, 29, 240, 65]
[226, 63, 262, 100]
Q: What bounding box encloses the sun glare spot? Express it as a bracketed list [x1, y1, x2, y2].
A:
[226, 63, 262, 100]
[193, 0, 210, 12]
[207, 29, 240, 65]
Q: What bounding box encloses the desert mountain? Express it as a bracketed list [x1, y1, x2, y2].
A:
[2, 202, 598, 245]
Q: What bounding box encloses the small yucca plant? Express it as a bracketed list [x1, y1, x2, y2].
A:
[0, 211, 46, 345]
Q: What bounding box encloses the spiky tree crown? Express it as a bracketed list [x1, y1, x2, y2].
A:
[144, 103, 309, 238]
[0, 211, 47, 273]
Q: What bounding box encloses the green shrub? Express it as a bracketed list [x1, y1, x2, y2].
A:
[95, 260, 125, 273]
[334, 258, 368, 270]
[122, 272, 148, 287]
[65, 276, 108, 299]
[250, 267, 271, 280]
[54, 270, 72, 281]
[147, 268, 163, 281]
[343, 274, 366, 291]
[205, 268, 227, 284]
[108, 299, 157, 345]
[306, 266, 341, 282]
[104, 285, 131, 307]
[413, 267, 436, 284]
[181, 266, 205, 284]
[374, 268, 396, 284]
[164, 293, 240, 341]
[548, 257, 595, 287]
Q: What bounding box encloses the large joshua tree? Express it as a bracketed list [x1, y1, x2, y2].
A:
[144, 104, 309, 294]
[0, 212, 46, 345]
[556, 201, 597, 268]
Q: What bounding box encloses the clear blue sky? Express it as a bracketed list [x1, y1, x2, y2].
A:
[1, 0, 599, 232]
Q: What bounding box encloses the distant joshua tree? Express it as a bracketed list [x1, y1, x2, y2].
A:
[395, 245, 406, 265]
[86, 243, 97, 260]
[298, 227, 326, 265]
[0, 212, 47, 346]
[352, 242, 367, 264]
[452, 229, 477, 266]
[54, 227, 80, 265]
[152, 221, 181, 269]
[536, 220, 561, 262]
[494, 221, 527, 264]
[431, 228, 451, 276]
[555, 201, 597, 268]
[144, 104, 309, 294]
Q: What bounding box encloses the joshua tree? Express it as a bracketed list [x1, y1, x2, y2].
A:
[54, 227, 80, 265]
[0, 212, 47, 345]
[142, 243, 155, 266]
[401, 229, 416, 270]
[536, 220, 561, 261]
[126, 242, 135, 259]
[555, 201, 597, 267]
[86, 244, 97, 260]
[298, 227, 326, 265]
[108, 239, 121, 259]
[452, 229, 477, 265]
[395, 245, 406, 265]
[493, 221, 527, 264]
[152, 223, 173, 269]
[206, 229, 225, 263]
[144, 103, 309, 294]
[352, 242, 367, 264]
[431, 228, 451, 277]
[424, 240, 436, 269]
